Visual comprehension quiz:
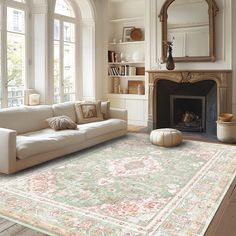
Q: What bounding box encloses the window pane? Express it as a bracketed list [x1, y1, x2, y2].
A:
[54, 41, 60, 103]
[64, 22, 75, 42]
[13, 0, 26, 3]
[0, 5, 1, 31]
[55, 0, 75, 17]
[7, 33, 25, 107]
[54, 94, 60, 104]
[0, 5, 1, 108]
[54, 19, 60, 41]
[64, 93, 75, 102]
[64, 42, 75, 102]
[8, 86, 24, 107]
[7, 8, 25, 33]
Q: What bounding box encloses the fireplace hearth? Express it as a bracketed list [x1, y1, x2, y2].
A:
[156, 80, 216, 133]
[147, 70, 232, 135]
[170, 95, 205, 132]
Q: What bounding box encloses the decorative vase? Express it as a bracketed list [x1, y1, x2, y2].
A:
[166, 42, 175, 70]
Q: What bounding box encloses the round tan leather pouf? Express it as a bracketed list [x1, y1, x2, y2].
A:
[150, 128, 183, 147]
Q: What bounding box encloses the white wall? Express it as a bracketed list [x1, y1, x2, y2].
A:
[92, 0, 108, 100]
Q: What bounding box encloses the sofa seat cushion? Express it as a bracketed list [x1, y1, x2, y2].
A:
[79, 118, 127, 139]
[17, 128, 86, 160]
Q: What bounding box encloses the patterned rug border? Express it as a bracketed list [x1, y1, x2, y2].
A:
[201, 166, 236, 236]
[1, 187, 145, 233]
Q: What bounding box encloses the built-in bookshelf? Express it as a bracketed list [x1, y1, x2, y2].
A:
[108, 42, 145, 95]
[107, 0, 147, 126]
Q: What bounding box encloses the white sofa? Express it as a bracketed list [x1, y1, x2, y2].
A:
[0, 102, 127, 174]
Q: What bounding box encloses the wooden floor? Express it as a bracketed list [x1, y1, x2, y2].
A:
[0, 218, 46, 235]
[0, 126, 235, 236]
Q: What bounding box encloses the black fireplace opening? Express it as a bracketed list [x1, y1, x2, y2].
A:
[170, 95, 205, 132]
[156, 80, 217, 135]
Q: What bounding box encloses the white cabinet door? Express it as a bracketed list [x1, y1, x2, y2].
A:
[125, 99, 147, 126]
[109, 98, 125, 109]
[108, 95, 148, 126]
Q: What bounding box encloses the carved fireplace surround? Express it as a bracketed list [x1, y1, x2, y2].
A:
[147, 70, 232, 130]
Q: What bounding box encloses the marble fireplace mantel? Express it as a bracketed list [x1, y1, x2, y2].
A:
[147, 70, 232, 130]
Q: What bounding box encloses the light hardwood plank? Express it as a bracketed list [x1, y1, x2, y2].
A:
[214, 202, 236, 236]
[0, 223, 25, 236]
[12, 227, 47, 236]
[0, 221, 18, 232]
[0, 219, 46, 236]
[0, 219, 7, 225]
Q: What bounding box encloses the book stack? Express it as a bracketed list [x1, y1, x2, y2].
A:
[108, 67, 119, 76]
[108, 50, 117, 63]
[108, 65, 131, 77]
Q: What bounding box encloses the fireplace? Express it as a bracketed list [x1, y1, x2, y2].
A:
[170, 95, 205, 132]
[147, 70, 232, 134]
[156, 79, 216, 134]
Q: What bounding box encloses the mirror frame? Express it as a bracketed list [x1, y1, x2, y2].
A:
[159, 0, 219, 63]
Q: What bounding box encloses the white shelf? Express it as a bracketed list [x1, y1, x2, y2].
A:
[108, 61, 144, 65]
[107, 93, 147, 100]
[109, 41, 145, 46]
[109, 16, 144, 23]
[109, 75, 145, 79]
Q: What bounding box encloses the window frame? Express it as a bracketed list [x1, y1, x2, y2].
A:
[0, 0, 29, 108]
[54, 0, 75, 18]
[53, 0, 77, 104]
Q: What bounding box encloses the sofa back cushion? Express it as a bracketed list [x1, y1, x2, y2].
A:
[101, 101, 111, 119]
[0, 105, 53, 134]
[52, 102, 76, 122]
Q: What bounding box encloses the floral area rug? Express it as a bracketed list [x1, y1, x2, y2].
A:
[0, 133, 236, 236]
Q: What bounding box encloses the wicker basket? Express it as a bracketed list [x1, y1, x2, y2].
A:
[216, 120, 236, 143]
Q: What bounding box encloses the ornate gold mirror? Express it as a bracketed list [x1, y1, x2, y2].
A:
[159, 0, 219, 62]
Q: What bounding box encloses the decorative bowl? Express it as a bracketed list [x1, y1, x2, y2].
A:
[218, 113, 233, 122]
[130, 28, 143, 41]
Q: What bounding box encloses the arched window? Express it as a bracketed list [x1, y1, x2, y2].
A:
[0, 0, 28, 108]
[53, 0, 76, 103]
[55, 0, 75, 17]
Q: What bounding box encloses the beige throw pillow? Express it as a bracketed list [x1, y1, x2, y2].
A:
[46, 115, 77, 131]
[75, 101, 104, 124]
[101, 101, 111, 119]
